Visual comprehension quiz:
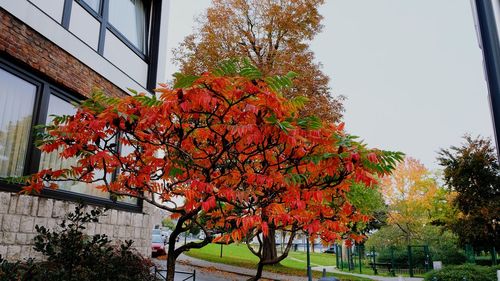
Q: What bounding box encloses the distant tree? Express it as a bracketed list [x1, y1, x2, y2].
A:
[346, 182, 387, 234]
[438, 135, 500, 251]
[161, 218, 175, 230]
[173, 0, 344, 122]
[380, 157, 449, 244]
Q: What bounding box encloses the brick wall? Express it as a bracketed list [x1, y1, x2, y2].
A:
[0, 193, 154, 260]
[0, 8, 125, 99]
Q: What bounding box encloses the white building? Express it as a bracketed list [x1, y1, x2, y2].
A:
[0, 0, 170, 259]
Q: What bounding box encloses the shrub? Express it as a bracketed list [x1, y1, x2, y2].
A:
[0, 204, 158, 281]
[424, 264, 498, 281]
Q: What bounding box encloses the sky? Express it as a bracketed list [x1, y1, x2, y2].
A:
[165, 0, 495, 171]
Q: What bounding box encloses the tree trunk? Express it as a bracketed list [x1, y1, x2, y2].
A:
[247, 262, 264, 281]
[262, 228, 277, 261]
[166, 251, 176, 281]
[165, 230, 179, 281]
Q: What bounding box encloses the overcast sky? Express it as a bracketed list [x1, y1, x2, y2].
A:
[165, 0, 495, 171]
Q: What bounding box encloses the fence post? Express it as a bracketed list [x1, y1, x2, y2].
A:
[335, 244, 339, 269]
[492, 247, 497, 266]
[408, 246, 414, 278]
[372, 247, 377, 275]
[358, 245, 362, 274]
[424, 245, 431, 272]
[339, 245, 344, 271]
[193, 270, 196, 281]
[390, 246, 395, 277]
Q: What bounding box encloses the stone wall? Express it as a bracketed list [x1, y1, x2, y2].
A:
[0, 193, 154, 260]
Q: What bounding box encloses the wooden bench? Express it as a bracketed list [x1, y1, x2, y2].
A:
[368, 262, 395, 276]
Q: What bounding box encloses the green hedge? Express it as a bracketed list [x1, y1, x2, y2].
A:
[424, 264, 500, 281]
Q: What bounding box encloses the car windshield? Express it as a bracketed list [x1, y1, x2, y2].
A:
[152, 229, 161, 235]
[152, 235, 163, 243]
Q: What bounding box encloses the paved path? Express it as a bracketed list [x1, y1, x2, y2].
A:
[154, 255, 424, 281]
[310, 266, 423, 281]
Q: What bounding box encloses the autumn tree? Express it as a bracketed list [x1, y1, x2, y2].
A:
[173, 0, 343, 122]
[23, 61, 400, 281]
[438, 135, 500, 251]
[379, 157, 450, 244]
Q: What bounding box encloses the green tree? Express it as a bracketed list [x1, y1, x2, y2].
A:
[438, 135, 500, 251]
[162, 217, 175, 230]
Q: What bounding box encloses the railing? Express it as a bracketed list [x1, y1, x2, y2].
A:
[153, 267, 196, 281]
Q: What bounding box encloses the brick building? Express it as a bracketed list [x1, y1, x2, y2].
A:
[0, 0, 170, 260]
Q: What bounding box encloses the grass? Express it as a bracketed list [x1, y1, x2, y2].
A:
[184, 243, 372, 281]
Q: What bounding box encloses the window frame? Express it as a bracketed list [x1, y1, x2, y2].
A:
[74, 0, 152, 61]
[0, 57, 142, 213]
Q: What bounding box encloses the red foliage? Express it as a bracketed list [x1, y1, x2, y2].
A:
[26, 72, 397, 246]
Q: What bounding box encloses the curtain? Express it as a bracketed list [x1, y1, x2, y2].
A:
[109, 0, 147, 52]
[0, 69, 36, 178]
[134, 0, 146, 52]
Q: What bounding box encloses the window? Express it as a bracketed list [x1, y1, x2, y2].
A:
[108, 0, 148, 52]
[0, 68, 36, 178]
[0, 59, 140, 211]
[81, 0, 101, 12]
[39, 94, 110, 199]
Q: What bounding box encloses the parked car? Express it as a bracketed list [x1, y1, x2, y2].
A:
[151, 235, 166, 257]
[152, 229, 161, 236]
[323, 246, 336, 254]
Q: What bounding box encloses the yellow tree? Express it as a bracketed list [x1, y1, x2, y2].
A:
[173, 0, 343, 122]
[381, 157, 447, 244]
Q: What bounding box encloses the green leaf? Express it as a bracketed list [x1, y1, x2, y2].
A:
[173, 73, 200, 89]
[297, 116, 322, 130]
[168, 167, 184, 177]
[127, 88, 138, 95]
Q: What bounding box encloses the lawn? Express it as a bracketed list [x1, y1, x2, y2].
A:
[184, 243, 372, 281]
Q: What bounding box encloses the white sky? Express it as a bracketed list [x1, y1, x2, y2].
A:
[165, 0, 495, 171]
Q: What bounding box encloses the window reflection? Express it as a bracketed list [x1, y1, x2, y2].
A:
[39, 94, 110, 199]
[82, 0, 101, 12]
[0, 68, 36, 177]
[108, 0, 148, 52]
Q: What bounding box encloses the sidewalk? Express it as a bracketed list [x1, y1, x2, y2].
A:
[175, 254, 424, 281]
[311, 266, 423, 281]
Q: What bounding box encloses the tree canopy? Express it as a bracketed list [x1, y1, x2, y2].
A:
[23, 61, 401, 280]
[173, 0, 343, 122]
[438, 135, 500, 251]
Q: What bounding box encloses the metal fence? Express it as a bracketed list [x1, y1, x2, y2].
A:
[153, 267, 196, 281]
[332, 244, 433, 277]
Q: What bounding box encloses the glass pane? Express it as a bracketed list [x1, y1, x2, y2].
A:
[108, 0, 147, 52]
[82, 0, 100, 12]
[116, 136, 138, 204]
[39, 94, 109, 199]
[0, 68, 36, 177]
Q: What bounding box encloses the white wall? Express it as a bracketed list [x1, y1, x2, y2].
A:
[156, 0, 171, 85]
[28, 0, 64, 23]
[69, 3, 100, 51]
[103, 32, 148, 87]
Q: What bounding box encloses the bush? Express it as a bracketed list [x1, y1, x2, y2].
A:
[424, 264, 499, 281]
[0, 204, 158, 281]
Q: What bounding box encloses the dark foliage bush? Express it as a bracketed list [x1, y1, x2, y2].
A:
[0, 204, 158, 281]
[424, 264, 500, 281]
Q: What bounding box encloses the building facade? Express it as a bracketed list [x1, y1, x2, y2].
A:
[0, 0, 170, 260]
